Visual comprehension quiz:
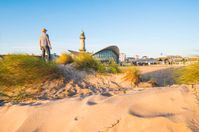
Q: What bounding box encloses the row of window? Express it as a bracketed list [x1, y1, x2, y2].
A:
[93, 50, 118, 62]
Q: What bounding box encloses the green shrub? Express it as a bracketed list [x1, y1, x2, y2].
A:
[106, 59, 121, 73]
[175, 63, 199, 84]
[73, 53, 121, 73]
[96, 63, 106, 73]
[73, 53, 103, 72]
[0, 54, 63, 86]
[122, 67, 140, 87]
[56, 52, 73, 65]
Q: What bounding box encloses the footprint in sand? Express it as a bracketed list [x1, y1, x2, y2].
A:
[128, 108, 175, 118]
[86, 95, 109, 106]
[86, 101, 98, 105]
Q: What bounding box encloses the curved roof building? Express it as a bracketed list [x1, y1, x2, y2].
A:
[93, 45, 120, 63]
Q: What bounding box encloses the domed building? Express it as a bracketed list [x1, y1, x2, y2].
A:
[69, 31, 120, 63]
[92, 46, 119, 63]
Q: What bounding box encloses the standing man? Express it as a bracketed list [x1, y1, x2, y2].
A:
[39, 28, 52, 61]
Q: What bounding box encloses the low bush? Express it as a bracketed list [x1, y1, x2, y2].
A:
[175, 63, 199, 84]
[56, 52, 73, 65]
[73, 53, 104, 72]
[105, 59, 121, 73]
[73, 53, 121, 73]
[0, 54, 63, 87]
[122, 67, 140, 87]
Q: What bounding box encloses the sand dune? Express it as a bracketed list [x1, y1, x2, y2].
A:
[0, 86, 198, 132]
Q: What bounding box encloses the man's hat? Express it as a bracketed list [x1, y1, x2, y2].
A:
[42, 28, 47, 32]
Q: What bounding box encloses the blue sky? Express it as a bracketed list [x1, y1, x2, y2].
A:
[0, 0, 199, 57]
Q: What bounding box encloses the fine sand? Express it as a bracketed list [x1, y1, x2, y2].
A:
[0, 86, 198, 132]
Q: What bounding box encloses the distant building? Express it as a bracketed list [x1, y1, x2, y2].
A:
[69, 31, 120, 63]
[142, 56, 148, 59]
[125, 56, 158, 66]
[126, 57, 135, 63]
[135, 58, 158, 65]
[158, 55, 185, 65]
[93, 46, 120, 63]
[119, 53, 126, 62]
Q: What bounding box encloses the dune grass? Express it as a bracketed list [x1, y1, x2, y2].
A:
[122, 67, 140, 87]
[73, 53, 120, 73]
[175, 62, 199, 104]
[175, 63, 199, 84]
[0, 54, 64, 103]
[0, 53, 122, 103]
[0, 54, 63, 87]
[73, 53, 101, 71]
[56, 52, 73, 65]
[105, 59, 121, 73]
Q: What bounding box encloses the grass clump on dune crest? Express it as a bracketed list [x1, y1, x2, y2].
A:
[175, 63, 199, 84]
[73, 53, 120, 73]
[56, 52, 73, 65]
[122, 67, 140, 87]
[73, 53, 104, 72]
[0, 54, 63, 87]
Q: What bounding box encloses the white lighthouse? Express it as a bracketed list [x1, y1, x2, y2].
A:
[79, 31, 86, 52]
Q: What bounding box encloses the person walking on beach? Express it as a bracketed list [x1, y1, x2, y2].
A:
[39, 28, 52, 61]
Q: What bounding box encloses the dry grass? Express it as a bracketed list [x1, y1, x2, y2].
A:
[121, 65, 181, 86]
[0, 54, 62, 86]
[56, 52, 73, 65]
[0, 54, 64, 103]
[174, 63, 199, 107]
[73, 53, 108, 73]
[122, 67, 140, 87]
[175, 63, 199, 84]
[73, 53, 100, 71]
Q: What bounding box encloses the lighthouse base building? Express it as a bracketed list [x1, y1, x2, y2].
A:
[68, 32, 120, 63]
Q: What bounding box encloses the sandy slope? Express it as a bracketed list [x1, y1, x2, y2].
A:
[0, 86, 198, 132]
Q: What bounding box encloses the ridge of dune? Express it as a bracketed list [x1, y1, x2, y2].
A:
[0, 86, 198, 132]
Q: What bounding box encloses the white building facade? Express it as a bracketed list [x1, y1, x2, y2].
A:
[119, 53, 126, 62]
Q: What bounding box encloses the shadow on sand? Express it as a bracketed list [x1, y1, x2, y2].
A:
[141, 66, 181, 86]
